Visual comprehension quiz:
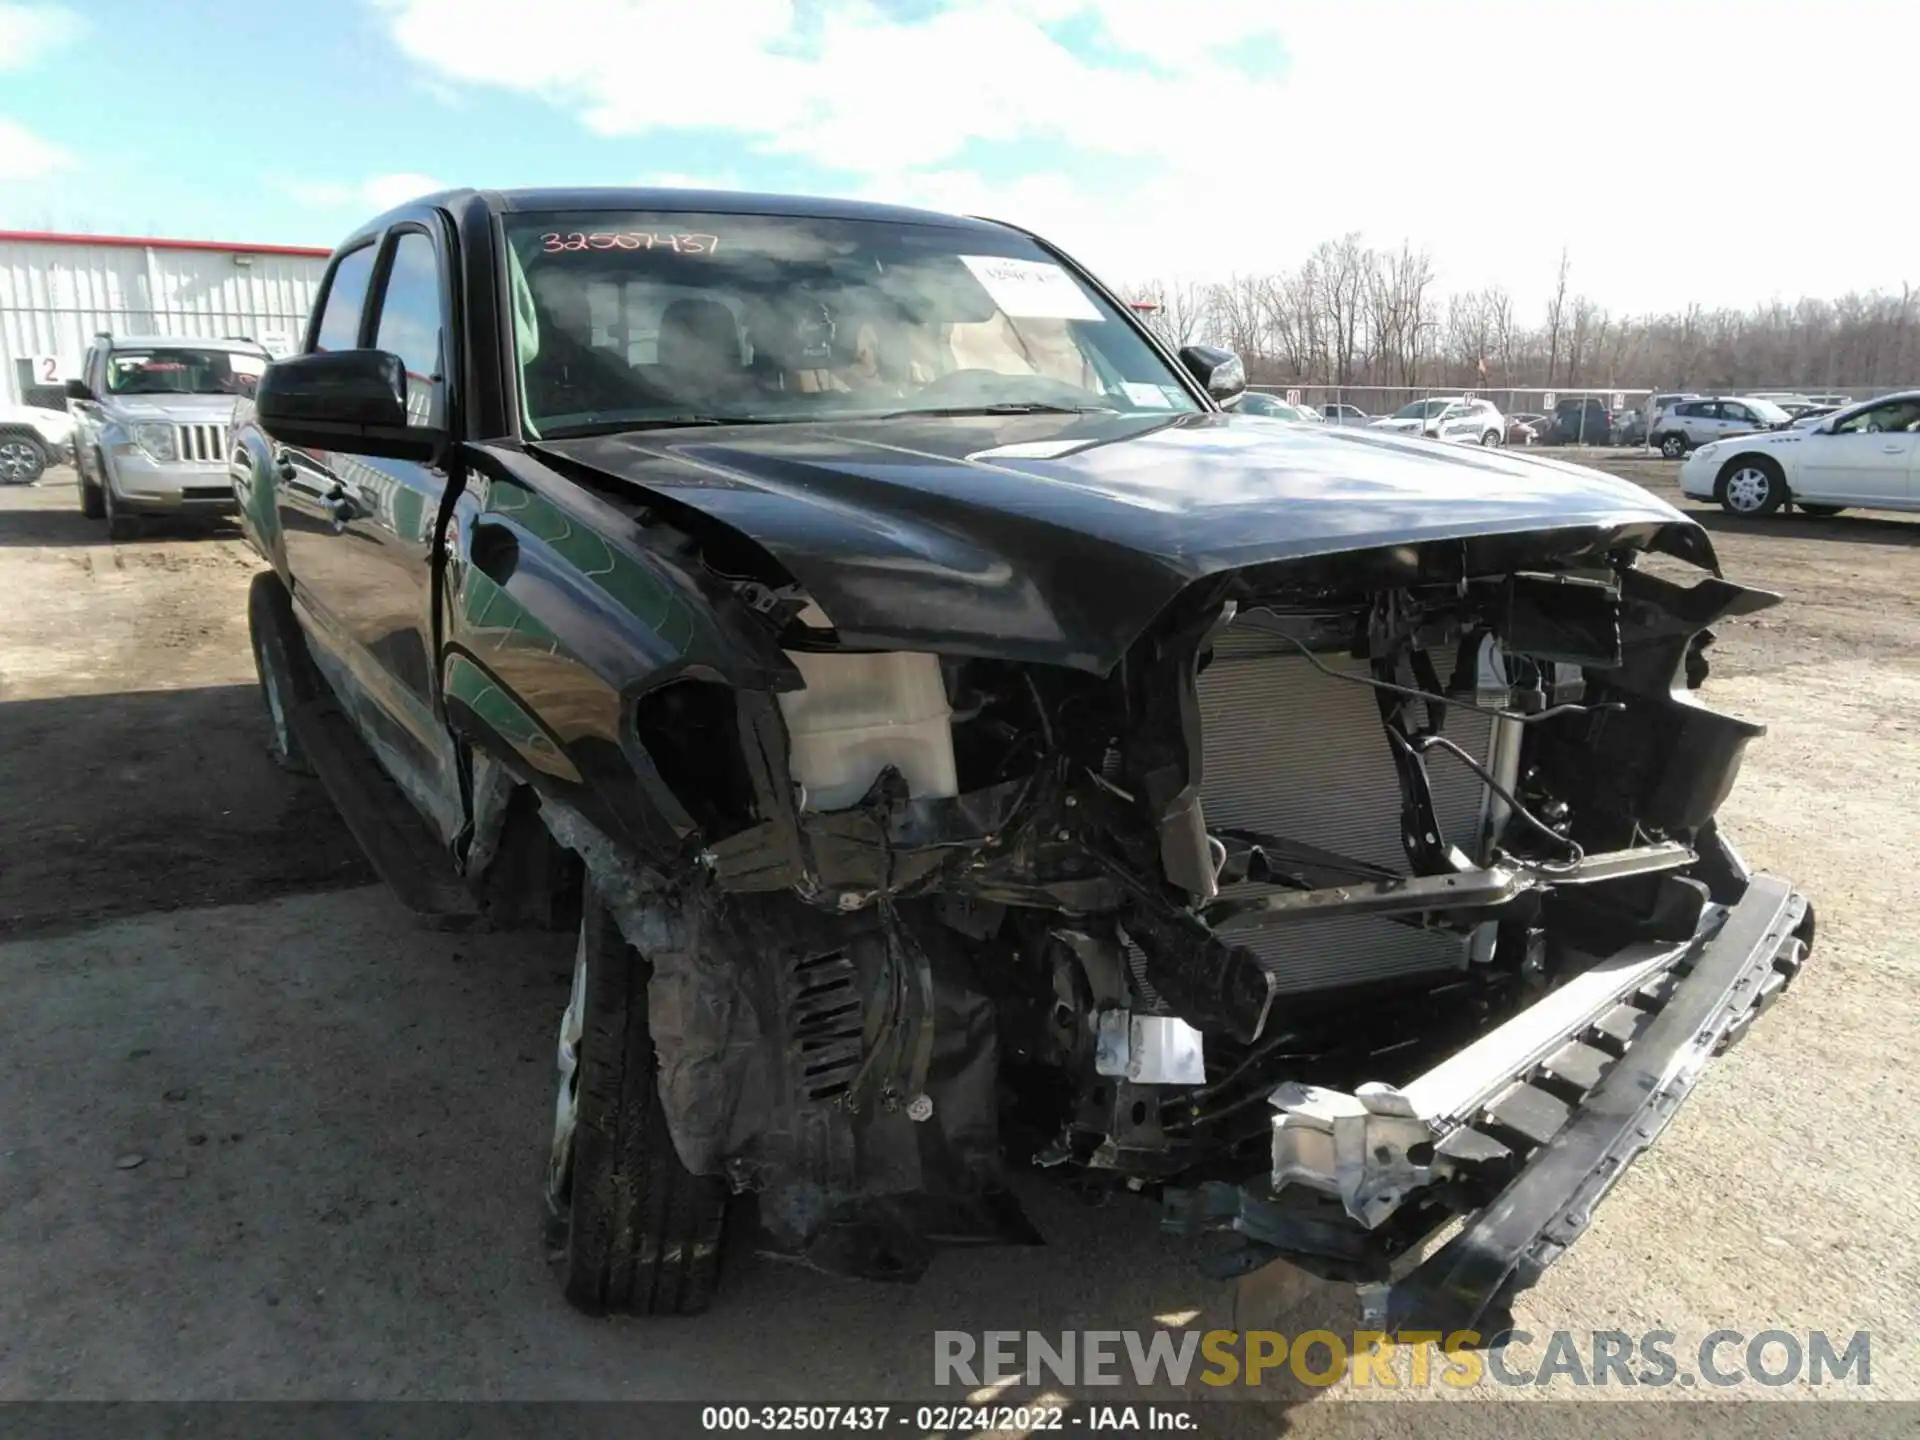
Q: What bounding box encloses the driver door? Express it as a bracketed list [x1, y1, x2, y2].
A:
[279, 242, 380, 672]
[1799, 399, 1920, 504]
[277, 220, 466, 844]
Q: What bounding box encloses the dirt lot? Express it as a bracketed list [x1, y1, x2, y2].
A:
[1, 459, 1915, 1424]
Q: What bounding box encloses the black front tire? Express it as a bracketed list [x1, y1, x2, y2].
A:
[545, 887, 730, 1316]
[103, 480, 143, 540]
[1658, 432, 1688, 459]
[78, 449, 105, 518]
[247, 571, 316, 774]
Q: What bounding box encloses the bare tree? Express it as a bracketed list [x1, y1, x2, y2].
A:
[1314, 235, 1372, 385]
[1208, 275, 1270, 372]
[1121, 232, 1915, 396]
[1365, 242, 1437, 385]
[1543, 248, 1571, 388]
[1564, 296, 1604, 388]
[1121, 279, 1211, 349]
[1488, 286, 1516, 381]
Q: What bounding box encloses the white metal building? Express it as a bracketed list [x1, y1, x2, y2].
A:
[0, 230, 332, 407]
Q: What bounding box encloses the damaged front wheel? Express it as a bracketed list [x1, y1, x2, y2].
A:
[544, 884, 731, 1315]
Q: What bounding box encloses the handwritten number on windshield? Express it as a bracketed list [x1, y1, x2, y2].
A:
[539, 232, 719, 255]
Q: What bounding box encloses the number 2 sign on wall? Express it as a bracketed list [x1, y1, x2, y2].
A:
[34, 356, 59, 384]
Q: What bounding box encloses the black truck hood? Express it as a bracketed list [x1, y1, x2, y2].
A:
[541, 412, 1710, 673]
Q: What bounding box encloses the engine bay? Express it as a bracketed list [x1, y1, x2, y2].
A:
[577, 512, 1788, 1299]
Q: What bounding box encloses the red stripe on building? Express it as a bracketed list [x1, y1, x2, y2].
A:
[0, 229, 332, 259]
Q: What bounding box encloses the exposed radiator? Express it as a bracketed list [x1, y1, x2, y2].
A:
[1195, 624, 1498, 994]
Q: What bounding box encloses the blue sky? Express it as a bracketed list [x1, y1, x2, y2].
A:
[1, 1, 1910, 314]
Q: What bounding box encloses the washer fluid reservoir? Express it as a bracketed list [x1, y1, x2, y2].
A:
[776, 650, 958, 811]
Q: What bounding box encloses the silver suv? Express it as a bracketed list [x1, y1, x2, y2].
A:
[1648, 394, 1791, 458]
[65, 333, 271, 538]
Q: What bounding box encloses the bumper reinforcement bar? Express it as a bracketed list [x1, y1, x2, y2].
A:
[1361, 873, 1811, 1332]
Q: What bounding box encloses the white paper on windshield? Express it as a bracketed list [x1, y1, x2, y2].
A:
[1122, 382, 1176, 409]
[961, 255, 1103, 321]
[968, 439, 1088, 461]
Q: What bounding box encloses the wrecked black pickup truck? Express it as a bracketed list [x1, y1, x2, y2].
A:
[230, 186, 1812, 1329]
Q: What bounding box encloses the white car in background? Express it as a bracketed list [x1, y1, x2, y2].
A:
[1649, 395, 1791, 458]
[0, 403, 75, 484]
[1369, 396, 1506, 446]
[1229, 391, 1317, 421]
[1679, 390, 1920, 516]
[1318, 402, 1371, 427]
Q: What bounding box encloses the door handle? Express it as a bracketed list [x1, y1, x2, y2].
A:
[324, 485, 362, 532]
[1883, 444, 1905, 454]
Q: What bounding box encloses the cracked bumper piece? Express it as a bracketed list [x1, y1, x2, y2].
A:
[1169, 875, 1812, 1330]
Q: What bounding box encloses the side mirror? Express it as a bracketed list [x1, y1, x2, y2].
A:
[64, 377, 94, 402]
[1178, 345, 1247, 402]
[255, 350, 445, 461]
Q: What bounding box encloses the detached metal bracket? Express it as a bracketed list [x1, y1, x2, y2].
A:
[1204, 841, 1694, 931]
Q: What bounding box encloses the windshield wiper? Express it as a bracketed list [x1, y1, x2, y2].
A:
[873, 402, 1116, 419]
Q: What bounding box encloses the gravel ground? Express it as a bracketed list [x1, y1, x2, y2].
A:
[0, 459, 1915, 1425]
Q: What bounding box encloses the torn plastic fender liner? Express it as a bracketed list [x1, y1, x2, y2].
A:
[538, 799, 770, 1176]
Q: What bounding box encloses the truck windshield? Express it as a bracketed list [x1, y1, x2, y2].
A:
[503, 211, 1202, 437]
[106, 348, 266, 396]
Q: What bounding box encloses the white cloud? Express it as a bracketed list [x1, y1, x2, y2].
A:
[377, 0, 1915, 314]
[280, 172, 451, 212]
[0, 3, 83, 69]
[0, 116, 71, 181]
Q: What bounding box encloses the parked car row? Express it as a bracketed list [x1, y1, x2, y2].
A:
[1227, 392, 1367, 426]
[1369, 396, 1507, 445]
[1226, 389, 1862, 460]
